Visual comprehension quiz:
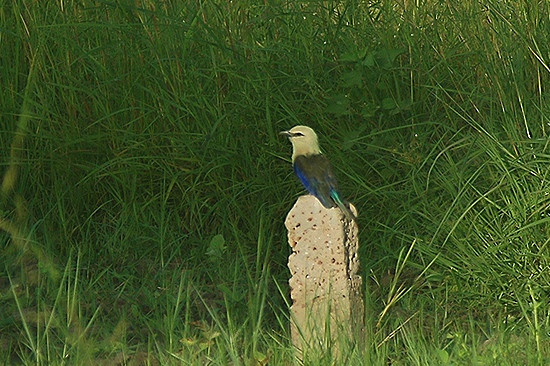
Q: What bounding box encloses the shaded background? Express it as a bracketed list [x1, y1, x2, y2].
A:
[1, 0, 549, 364]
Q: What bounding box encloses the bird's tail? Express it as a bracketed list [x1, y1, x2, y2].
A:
[331, 191, 358, 223]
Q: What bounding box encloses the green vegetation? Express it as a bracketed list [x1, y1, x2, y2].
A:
[1, 0, 549, 364]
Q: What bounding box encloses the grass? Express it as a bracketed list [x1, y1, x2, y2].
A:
[1, 0, 549, 364]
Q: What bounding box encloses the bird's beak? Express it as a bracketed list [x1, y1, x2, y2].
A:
[279, 130, 291, 137]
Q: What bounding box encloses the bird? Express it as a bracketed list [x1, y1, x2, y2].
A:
[280, 125, 357, 222]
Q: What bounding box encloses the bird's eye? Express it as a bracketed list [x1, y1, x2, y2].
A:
[294, 132, 305, 137]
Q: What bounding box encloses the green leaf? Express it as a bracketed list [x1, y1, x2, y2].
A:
[375, 48, 406, 68]
[341, 70, 363, 87]
[326, 94, 350, 116]
[206, 234, 226, 261]
[381, 97, 397, 111]
[361, 102, 378, 118]
[436, 348, 450, 364]
[361, 52, 376, 67]
[340, 51, 360, 62]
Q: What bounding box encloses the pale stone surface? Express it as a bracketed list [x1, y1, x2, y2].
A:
[285, 195, 363, 355]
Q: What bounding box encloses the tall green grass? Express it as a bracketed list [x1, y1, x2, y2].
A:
[1, 0, 549, 364]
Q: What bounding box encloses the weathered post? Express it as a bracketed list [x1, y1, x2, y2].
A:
[285, 195, 364, 357]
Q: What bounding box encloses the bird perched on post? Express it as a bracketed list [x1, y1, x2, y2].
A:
[280, 125, 357, 222]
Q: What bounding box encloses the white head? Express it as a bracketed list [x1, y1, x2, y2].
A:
[280, 125, 321, 162]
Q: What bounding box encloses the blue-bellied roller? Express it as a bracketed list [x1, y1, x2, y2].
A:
[280, 125, 357, 222]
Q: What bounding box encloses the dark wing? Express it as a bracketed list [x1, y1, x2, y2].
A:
[293, 154, 339, 208]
